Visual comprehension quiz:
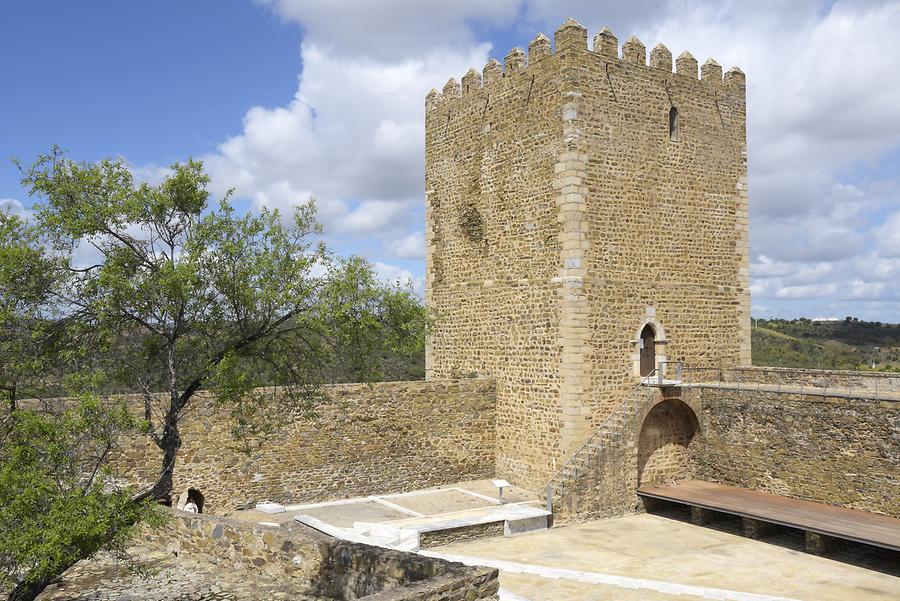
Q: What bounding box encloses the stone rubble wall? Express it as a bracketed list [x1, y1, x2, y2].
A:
[551, 386, 700, 525]
[686, 386, 900, 516]
[319, 540, 499, 601]
[145, 509, 500, 601]
[637, 395, 700, 486]
[116, 379, 496, 513]
[418, 521, 506, 549]
[549, 383, 897, 525]
[141, 510, 323, 585]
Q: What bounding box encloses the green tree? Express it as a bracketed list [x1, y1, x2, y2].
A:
[0, 212, 61, 411]
[0, 397, 159, 601]
[1, 195, 158, 601]
[18, 148, 429, 505]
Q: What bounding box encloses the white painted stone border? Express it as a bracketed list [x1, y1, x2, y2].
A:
[422, 552, 802, 601]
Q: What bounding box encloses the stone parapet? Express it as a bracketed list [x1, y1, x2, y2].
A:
[687, 386, 899, 517]
[114, 379, 497, 513]
[721, 366, 900, 396]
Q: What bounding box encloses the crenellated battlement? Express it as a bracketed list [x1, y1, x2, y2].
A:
[425, 18, 745, 110]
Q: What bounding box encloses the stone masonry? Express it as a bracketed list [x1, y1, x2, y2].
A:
[549, 381, 898, 524]
[38, 509, 500, 601]
[115, 379, 496, 513]
[685, 385, 899, 517]
[637, 396, 699, 486]
[425, 18, 750, 491]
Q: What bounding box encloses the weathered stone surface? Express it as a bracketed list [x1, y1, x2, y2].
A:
[38, 510, 500, 601]
[419, 521, 506, 548]
[721, 366, 900, 396]
[114, 379, 496, 513]
[551, 387, 702, 525]
[686, 386, 900, 517]
[638, 397, 699, 486]
[424, 21, 749, 492]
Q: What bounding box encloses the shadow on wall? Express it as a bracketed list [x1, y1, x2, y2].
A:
[638, 398, 699, 487]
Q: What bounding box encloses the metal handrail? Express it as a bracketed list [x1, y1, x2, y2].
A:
[655, 360, 684, 385]
[679, 366, 900, 401]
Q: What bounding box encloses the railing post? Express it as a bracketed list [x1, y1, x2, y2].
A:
[658, 362, 663, 386]
[545, 484, 553, 513]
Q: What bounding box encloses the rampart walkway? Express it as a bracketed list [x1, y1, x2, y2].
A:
[681, 380, 900, 400]
[679, 366, 900, 400]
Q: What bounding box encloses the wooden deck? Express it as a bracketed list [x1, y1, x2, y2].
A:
[638, 480, 900, 552]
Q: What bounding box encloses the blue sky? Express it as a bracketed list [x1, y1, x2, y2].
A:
[0, 1, 298, 187]
[2, 1, 899, 321]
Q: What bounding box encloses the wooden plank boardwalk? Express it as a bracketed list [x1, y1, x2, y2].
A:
[638, 480, 900, 552]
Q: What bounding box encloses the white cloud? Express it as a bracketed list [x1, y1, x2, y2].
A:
[388, 231, 426, 259]
[0, 198, 30, 219]
[129, 162, 171, 186]
[776, 282, 838, 300]
[256, 0, 520, 59]
[339, 200, 413, 236]
[203, 41, 491, 241]
[875, 211, 900, 258]
[374, 261, 424, 296]
[752, 219, 864, 263]
[202, 0, 900, 320]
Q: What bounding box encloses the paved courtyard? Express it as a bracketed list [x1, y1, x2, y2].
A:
[431, 513, 900, 601]
[232, 478, 539, 530]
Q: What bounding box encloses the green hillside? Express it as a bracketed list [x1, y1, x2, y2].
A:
[751, 317, 900, 372]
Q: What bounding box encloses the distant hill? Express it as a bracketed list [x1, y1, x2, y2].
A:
[751, 317, 900, 372]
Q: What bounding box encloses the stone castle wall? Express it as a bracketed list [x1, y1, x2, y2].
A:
[116, 379, 496, 513]
[572, 24, 749, 460]
[685, 386, 899, 516]
[424, 33, 567, 490]
[637, 396, 700, 487]
[551, 381, 897, 524]
[425, 18, 749, 491]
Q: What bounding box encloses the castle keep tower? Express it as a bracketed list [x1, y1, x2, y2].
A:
[425, 19, 750, 491]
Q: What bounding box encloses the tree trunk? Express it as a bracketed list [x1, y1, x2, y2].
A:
[7, 557, 78, 601]
[8, 577, 50, 601]
[146, 415, 181, 504]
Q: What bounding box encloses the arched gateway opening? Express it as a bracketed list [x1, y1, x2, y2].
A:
[638, 399, 699, 487]
[639, 324, 656, 377]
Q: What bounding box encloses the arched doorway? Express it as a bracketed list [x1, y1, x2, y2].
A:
[186, 488, 205, 513]
[638, 399, 699, 487]
[640, 325, 656, 377]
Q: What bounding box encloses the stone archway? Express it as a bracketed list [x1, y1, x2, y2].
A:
[637, 398, 699, 487]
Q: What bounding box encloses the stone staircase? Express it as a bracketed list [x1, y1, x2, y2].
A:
[545, 369, 669, 523]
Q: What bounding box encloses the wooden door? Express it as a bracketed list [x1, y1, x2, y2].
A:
[640, 325, 656, 377]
